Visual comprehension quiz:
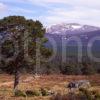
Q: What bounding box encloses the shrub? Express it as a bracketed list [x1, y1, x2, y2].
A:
[15, 90, 26, 97]
[82, 63, 96, 75]
[50, 93, 62, 100]
[25, 90, 41, 97]
[40, 88, 49, 96]
[94, 91, 100, 100]
[74, 66, 82, 75]
[63, 65, 76, 75]
[91, 90, 98, 95]
[79, 88, 93, 100]
[51, 93, 80, 100]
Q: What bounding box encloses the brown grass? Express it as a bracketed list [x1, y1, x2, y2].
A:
[0, 74, 100, 100]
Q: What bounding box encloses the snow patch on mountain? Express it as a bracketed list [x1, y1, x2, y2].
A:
[71, 25, 82, 29]
[46, 23, 100, 35]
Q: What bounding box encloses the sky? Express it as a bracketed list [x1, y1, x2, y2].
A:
[0, 0, 100, 27]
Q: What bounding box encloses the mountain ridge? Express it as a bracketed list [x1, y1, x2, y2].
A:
[46, 23, 100, 35]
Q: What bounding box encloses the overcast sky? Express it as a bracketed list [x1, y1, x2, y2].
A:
[0, 0, 100, 27]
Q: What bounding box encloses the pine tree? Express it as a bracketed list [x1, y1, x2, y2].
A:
[0, 16, 51, 95]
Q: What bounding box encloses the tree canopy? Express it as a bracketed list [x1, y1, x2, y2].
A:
[0, 16, 51, 74]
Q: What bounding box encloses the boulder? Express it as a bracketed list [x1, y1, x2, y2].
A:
[67, 80, 91, 90]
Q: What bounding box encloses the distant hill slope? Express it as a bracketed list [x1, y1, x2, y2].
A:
[45, 23, 100, 62]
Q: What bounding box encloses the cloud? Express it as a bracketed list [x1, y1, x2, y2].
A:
[0, 0, 100, 27]
[40, 6, 100, 27]
[0, 2, 7, 12]
[24, 0, 100, 8]
[9, 7, 35, 14]
[20, 0, 100, 27]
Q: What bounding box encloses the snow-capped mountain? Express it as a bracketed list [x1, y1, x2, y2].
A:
[46, 23, 100, 35]
[45, 23, 100, 61]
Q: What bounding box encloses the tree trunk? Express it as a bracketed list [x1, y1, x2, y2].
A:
[14, 69, 20, 95]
